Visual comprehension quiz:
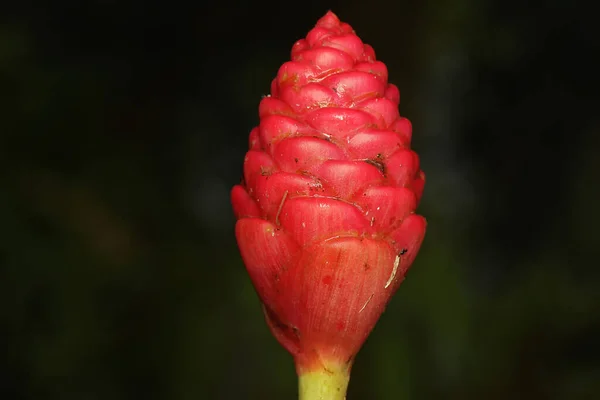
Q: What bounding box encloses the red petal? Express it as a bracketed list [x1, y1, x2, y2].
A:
[315, 10, 343, 30]
[235, 218, 300, 307]
[254, 172, 330, 219]
[278, 197, 369, 246]
[277, 237, 398, 366]
[291, 39, 310, 59]
[412, 171, 426, 204]
[231, 185, 261, 219]
[389, 214, 427, 276]
[280, 83, 338, 113]
[295, 47, 354, 74]
[259, 114, 311, 150]
[355, 186, 417, 233]
[243, 150, 276, 196]
[304, 107, 377, 141]
[358, 97, 399, 128]
[386, 149, 420, 187]
[390, 117, 413, 144]
[277, 61, 317, 88]
[322, 33, 365, 61]
[262, 302, 302, 360]
[272, 136, 345, 173]
[305, 27, 333, 47]
[320, 71, 385, 104]
[361, 44, 376, 62]
[384, 84, 400, 105]
[258, 96, 294, 118]
[354, 61, 388, 83]
[314, 160, 384, 200]
[248, 127, 261, 151]
[347, 129, 406, 159]
[270, 78, 279, 97]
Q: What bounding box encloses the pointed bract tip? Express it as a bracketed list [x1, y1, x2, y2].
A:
[316, 10, 341, 28]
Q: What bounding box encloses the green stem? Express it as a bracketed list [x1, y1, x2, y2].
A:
[298, 366, 350, 400]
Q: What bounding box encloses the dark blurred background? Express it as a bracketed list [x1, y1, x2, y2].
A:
[1, 0, 599, 399]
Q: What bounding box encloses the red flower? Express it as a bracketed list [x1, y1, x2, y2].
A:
[232, 10, 426, 398]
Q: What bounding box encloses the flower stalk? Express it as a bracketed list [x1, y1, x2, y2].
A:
[299, 364, 351, 400]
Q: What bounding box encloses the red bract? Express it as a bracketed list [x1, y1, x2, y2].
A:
[232, 10, 426, 379]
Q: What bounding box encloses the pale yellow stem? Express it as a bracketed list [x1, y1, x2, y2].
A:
[298, 365, 350, 400]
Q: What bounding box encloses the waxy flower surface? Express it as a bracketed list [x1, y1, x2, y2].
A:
[232, 10, 426, 399]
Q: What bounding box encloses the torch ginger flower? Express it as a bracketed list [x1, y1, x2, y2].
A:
[231, 10, 426, 399]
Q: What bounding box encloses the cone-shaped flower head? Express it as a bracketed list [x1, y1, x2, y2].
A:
[232, 11, 426, 379]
